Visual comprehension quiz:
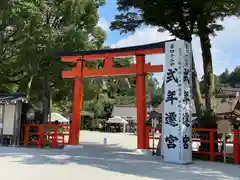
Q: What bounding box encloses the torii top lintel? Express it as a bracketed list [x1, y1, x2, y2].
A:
[60, 39, 175, 78]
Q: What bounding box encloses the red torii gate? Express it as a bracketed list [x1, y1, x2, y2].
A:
[59, 40, 174, 149]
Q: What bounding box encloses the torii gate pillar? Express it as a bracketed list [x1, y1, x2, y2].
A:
[136, 54, 148, 149]
[68, 60, 84, 145]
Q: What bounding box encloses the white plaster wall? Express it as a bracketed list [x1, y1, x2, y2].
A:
[3, 105, 16, 135]
[0, 105, 3, 129]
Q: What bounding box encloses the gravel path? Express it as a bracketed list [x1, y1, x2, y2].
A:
[0, 131, 239, 180]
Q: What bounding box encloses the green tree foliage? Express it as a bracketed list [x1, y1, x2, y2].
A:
[218, 69, 229, 84]
[200, 66, 240, 94]
[228, 66, 240, 87]
[82, 57, 164, 119]
[0, 0, 164, 121]
[0, 0, 107, 118]
[146, 74, 163, 107]
[200, 74, 220, 95]
[110, 0, 205, 117]
[218, 67, 240, 88]
[110, 0, 240, 122]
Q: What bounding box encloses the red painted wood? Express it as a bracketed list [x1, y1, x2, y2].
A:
[61, 48, 164, 62]
[136, 54, 148, 149]
[209, 130, 215, 161]
[62, 64, 163, 78]
[61, 48, 164, 148]
[148, 128, 240, 164]
[233, 129, 240, 164]
[24, 126, 29, 146]
[68, 61, 84, 145]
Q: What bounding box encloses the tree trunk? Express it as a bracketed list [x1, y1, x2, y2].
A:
[156, 135, 162, 156]
[17, 75, 34, 100]
[49, 89, 52, 122]
[191, 56, 204, 117]
[26, 75, 34, 100]
[43, 77, 50, 123]
[197, 21, 216, 116]
[197, 21, 218, 159]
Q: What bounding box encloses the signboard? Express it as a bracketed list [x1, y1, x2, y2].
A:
[0, 105, 3, 129]
[2, 104, 16, 135]
[217, 120, 232, 133]
[163, 40, 192, 164]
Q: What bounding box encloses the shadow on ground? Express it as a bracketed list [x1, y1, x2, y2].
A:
[0, 143, 239, 180]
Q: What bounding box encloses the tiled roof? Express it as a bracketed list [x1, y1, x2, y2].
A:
[111, 105, 137, 119]
[63, 110, 94, 118]
[219, 87, 240, 92]
[0, 93, 27, 104]
[155, 96, 240, 114]
[111, 95, 240, 118]
[111, 105, 157, 120]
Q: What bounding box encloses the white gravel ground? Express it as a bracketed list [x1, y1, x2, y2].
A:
[0, 130, 239, 180]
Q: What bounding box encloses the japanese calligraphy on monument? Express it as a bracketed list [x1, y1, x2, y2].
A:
[165, 90, 178, 105]
[163, 40, 192, 164]
[165, 112, 178, 127]
[166, 68, 178, 83]
[163, 41, 179, 162]
[165, 134, 179, 149]
[181, 41, 192, 162]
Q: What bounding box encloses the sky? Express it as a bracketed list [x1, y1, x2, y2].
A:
[98, 0, 240, 84]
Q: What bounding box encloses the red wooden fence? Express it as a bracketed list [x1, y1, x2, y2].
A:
[24, 124, 70, 148]
[148, 128, 240, 164]
[23, 124, 240, 164]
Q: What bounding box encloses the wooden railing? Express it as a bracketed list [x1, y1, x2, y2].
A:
[24, 124, 70, 148]
[148, 128, 240, 164]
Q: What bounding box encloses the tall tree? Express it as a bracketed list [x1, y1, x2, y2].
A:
[0, 0, 107, 121]
[110, 0, 204, 118]
[0, 0, 39, 92]
[228, 66, 240, 87]
[110, 0, 240, 121]
[200, 74, 220, 95]
[146, 75, 163, 107]
[194, 0, 239, 115]
[218, 69, 229, 85]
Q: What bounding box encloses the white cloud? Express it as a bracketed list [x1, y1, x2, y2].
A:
[111, 17, 240, 84]
[98, 18, 110, 32]
[112, 27, 173, 48]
